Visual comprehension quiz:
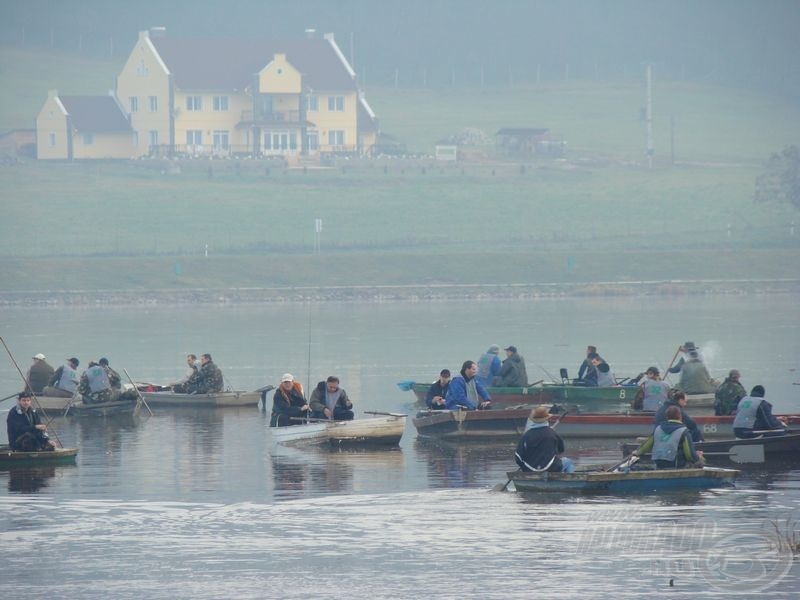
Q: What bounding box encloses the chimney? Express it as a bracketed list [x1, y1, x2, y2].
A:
[149, 26, 167, 38]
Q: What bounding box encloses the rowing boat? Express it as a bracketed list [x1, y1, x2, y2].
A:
[412, 409, 800, 440]
[65, 397, 140, 418]
[139, 390, 260, 407]
[507, 465, 739, 493]
[406, 382, 714, 411]
[0, 445, 78, 466]
[271, 413, 407, 447]
[621, 432, 800, 465]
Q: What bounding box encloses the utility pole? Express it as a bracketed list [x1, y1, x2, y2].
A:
[645, 63, 654, 169]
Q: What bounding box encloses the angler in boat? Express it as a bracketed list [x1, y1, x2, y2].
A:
[26, 353, 54, 394]
[310, 375, 354, 421]
[425, 369, 451, 410]
[493, 345, 528, 388]
[41, 357, 80, 398]
[632, 405, 705, 469]
[445, 360, 492, 410]
[6, 391, 56, 452]
[714, 369, 747, 416]
[514, 406, 574, 473]
[170, 353, 200, 393]
[655, 391, 704, 442]
[732, 385, 788, 439]
[668, 341, 718, 395]
[270, 373, 310, 427]
[78, 358, 137, 404]
[633, 366, 670, 411]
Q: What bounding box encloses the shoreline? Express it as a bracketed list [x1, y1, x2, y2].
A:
[1, 279, 798, 307]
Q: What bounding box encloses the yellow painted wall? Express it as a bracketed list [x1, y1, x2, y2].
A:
[116, 31, 171, 156]
[174, 91, 250, 149]
[258, 54, 302, 94]
[315, 91, 358, 151]
[72, 131, 136, 159]
[36, 93, 69, 159]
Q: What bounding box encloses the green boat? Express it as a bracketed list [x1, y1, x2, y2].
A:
[0, 445, 79, 466]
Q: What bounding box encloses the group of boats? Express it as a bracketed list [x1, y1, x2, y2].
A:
[3, 370, 798, 495]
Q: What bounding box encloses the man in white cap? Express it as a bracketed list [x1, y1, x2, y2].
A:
[26, 353, 54, 394]
[270, 373, 310, 427]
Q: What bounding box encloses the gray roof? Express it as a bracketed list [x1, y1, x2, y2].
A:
[151, 36, 357, 92]
[59, 96, 131, 132]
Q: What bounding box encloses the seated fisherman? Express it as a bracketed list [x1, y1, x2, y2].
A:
[78, 361, 114, 404]
[445, 360, 492, 410]
[634, 367, 670, 411]
[6, 390, 56, 452]
[714, 369, 746, 416]
[654, 391, 704, 442]
[633, 405, 705, 469]
[425, 369, 451, 410]
[172, 354, 200, 393]
[42, 357, 80, 398]
[26, 353, 54, 394]
[270, 373, 310, 427]
[191, 353, 224, 394]
[493, 346, 528, 387]
[732, 385, 787, 439]
[595, 361, 616, 387]
[514, 406, 574, 473]
[310, 375, 354, 421]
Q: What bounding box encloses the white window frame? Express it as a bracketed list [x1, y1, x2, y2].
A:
[148, 96, 158, 112]
[186, 130, 203, 146]
[327, 95, 344, 112]
[129, 96, 139, 113]
[307, 94, 319, 112]
[48, 133, 56, 147]
[186, 96, 203, 111]
[306, 131, 319, 151]
[149, 130, 159, 148]
[213, 130, 230, 150]
[212, 96, 229, 112]
[328, 130, 345, 146]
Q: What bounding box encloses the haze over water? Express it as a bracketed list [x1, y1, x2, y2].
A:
[1, 295, 798, 598]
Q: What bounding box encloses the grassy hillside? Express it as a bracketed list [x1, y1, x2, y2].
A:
[0, 46, 798, 294]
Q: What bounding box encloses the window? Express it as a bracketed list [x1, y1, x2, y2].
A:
[327, 95, 344, 111]
[307, 131, 319, 151]
[149, 130, 159, 148]
[136, 59, 149, 77]
[129, 96, 139, 113]
[148, 96, 158, 112]
[213, 96, 229, 112]
[48, 133, 56, 147]
[328, 130, 345, 146]
[306, 95, 319, 112]
[82, 133, 95, 145]
[213, 130, 229, 150]
[186, 130, 202, 146]
[186, 96, 203, 111]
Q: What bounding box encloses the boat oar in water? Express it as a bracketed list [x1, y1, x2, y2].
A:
[364, 411, 408, 417]
[494, 410, 569, 492]
[123, 368, 153, 417]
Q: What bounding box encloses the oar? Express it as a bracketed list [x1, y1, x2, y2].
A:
[0, 391, 20, 403]
[123, 368, 153, 416]
[364, 411, 408, 417]
[700, 445, 765, 464]
[605, 454, 640, 473]
[661, 345, 682, 381]
[494, 411, 569, 492]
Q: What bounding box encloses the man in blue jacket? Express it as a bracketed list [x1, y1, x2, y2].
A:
[446, 360, 492, 410]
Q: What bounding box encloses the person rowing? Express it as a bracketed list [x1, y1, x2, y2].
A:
[632, 405, 705, 469]
[732, 385, 788, 439]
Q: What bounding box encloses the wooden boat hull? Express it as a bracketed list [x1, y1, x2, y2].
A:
[271, 415, 406, 447]
[621, 432, 800, 464]
[508, 466, 739, 493]
[0, 445, 78, 466]
[409, 382, 713, 411]
[30, 395, 73, 411]
[66, 399, 140, 418]
[140, 390, 259, 407]
[413, 409, 800, 440]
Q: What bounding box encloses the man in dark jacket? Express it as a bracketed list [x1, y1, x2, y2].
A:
[425, 369, 451, 409]
[6, 391, 55, 451]
[654, 391, 704, 442]
[493, 346, 528, 387]
[310, 375, 354, 420]
[733, 385, 787, 439]
[714, 370, 746, 416]
[515, 406, 574, 472]
[271, 373, 310, 427]
[192, 353, 224, 394]
[26, 353, 54, 394]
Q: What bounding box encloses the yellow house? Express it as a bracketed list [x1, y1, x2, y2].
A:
[114, 28, 378, 159]
[36, 90, 135, 160]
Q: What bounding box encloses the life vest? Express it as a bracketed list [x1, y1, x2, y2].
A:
[642, 379, 669, 411]
[596, 368, 616, 388]
[57, 364, 80, 392]
[652, 425, 687, 464]
[732, 396, 762, 430]
[86, 365, 111, 393]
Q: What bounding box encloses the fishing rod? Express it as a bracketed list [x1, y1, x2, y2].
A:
[0, 335, 63, 447]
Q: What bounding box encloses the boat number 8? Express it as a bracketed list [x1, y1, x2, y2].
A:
[619, 389, 626, 399]
[703, 424, 718, 434]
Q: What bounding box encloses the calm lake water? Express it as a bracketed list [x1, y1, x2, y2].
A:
[1, 296, 799, 598]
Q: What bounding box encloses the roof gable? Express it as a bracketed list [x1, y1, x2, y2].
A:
[59, 96, 131, 132]
[150, 36, 357, 92]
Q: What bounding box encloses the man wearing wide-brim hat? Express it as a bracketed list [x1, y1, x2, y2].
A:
[514, 406, 574, 473]
[26, 353, 54, 394]
[668, 341, 718, 394]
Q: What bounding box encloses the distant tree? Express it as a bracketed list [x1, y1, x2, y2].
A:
[755, 145, 800, 210]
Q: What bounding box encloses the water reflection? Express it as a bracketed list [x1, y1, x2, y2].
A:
[2, 464, 74, 493]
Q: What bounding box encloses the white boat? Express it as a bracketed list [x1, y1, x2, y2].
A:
[271, 413, 407, 447]
[139, 390, 260, 407]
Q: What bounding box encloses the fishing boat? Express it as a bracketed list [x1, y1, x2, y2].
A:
[271, 413, 407, 447]
[0, 445, 79, 466]
[139, 389, 261, 407]
[24, 395, 73, 412]
[405, 381, 713, 411]
[412, 408, 800, 440]
[507, 465, 739, 493]
[65, 397, 141, 418]
[621, 432, 800, 465]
